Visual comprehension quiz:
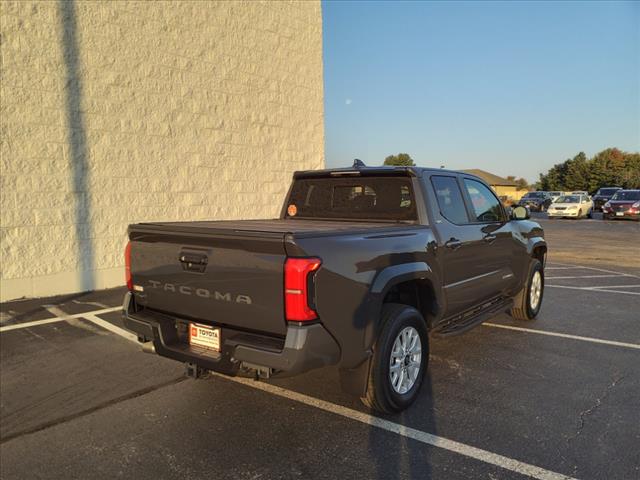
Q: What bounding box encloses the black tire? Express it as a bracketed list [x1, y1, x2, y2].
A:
[587, 210, 592, 219]
[361, 303, 429, 414]
[510, 259, 544, 321]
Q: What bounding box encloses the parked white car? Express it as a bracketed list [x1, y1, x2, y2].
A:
[547, 194, 594, 219]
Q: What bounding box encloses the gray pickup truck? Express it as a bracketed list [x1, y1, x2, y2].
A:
[123, 162, 546, 413]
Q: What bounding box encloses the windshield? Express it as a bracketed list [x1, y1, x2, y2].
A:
[525, 192, 545, 198]
[286, 176, 417, 221]
[611, 190, 640, 201]
[598, 188, 620, 196]
[556, 195, 580, 203]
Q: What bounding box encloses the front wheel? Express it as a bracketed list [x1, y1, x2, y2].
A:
[361, 304, 429, 413]
[510, 259, 544, 321]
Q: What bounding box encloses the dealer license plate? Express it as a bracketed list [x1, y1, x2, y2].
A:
[189, 323, 220, 351]
[616, 212, 624, 217]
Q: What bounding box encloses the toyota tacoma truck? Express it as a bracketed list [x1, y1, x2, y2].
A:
[123, 162, 547, 413]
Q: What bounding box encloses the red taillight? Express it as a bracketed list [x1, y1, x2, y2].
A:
[284, 257, 321, 321]
[125, 241, 132, 291]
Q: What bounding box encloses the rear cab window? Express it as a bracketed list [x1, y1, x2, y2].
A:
[286, 176, 418, 222]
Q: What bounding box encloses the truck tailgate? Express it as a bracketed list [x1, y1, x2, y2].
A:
[129, 224, 287, 337]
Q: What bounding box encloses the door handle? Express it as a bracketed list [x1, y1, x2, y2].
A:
[483, 233, 497, 243]
[445, 238, 462, 250]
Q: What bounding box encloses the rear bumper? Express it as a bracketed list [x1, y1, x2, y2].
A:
[547, 210, 579, 217]
[122, 292, 340, 377]
[603, 210, 640, 219]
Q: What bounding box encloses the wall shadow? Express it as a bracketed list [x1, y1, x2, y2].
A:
[59, 0, 95, 291]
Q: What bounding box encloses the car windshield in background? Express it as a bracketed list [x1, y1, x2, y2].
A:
[287, 176, 417, 221]
[611, 190, 640, 201]
[599, 188, 620, 196]
[556, 195, 579, 203]
[525, 192, 546, 198]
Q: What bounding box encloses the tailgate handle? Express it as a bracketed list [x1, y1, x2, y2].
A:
[179, 254, 208, 265]
[179, 251, 208, 272]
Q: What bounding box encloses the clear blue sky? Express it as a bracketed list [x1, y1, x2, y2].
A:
[322, 1, 640, 183]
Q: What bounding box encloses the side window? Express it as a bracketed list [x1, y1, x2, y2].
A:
[430, 176, 470, 224]
[463, 179, 504, 223]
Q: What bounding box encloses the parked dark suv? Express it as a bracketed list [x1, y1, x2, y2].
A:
[519, 191, 552, 212]
[593, 187, 622, 211]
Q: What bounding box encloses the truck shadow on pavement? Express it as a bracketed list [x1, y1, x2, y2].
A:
[368, 373, 436, 479]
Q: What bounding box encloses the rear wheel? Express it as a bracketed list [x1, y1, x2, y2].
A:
[510, 259, 544, 321]
[361, 304, 429, 413]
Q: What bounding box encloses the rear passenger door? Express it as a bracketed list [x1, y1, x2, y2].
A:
[429, 175, 499, 316]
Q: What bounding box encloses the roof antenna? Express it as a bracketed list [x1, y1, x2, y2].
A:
[353, 158, 366, 168]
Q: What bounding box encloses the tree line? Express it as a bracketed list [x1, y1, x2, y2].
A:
[382, 148, 640, 193]
[537, 148, 640, 193]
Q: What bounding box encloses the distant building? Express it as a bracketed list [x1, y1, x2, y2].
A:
[462, 169, 527, 204]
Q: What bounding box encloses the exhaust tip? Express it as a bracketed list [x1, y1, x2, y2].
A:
[141, 341, 155, 354]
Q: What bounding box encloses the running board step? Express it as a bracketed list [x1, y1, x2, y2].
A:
[433, 297, 513, 337]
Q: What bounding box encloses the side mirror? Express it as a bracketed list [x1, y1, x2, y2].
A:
[512, 205, 529, 220]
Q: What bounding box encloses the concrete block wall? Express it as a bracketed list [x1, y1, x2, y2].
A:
[0, 1, 324, 301]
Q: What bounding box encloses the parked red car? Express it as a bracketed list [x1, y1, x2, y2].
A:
[602, 189, 640, 220]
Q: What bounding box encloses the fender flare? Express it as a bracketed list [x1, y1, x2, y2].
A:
[339, 262, 442, 398]
[528, 238, 547, 264]
[366, 261, 442, 345]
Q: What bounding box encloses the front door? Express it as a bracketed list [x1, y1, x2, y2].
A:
[459, 177, 518, 299]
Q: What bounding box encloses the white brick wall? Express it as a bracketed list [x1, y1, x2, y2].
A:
[0, 1, 324, 301]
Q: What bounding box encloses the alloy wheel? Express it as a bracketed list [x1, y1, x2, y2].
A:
[389, 326, 422, 394]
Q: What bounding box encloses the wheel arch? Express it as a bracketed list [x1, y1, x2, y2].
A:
[369, 262, 442, 340]
[529, 241, 547, 267]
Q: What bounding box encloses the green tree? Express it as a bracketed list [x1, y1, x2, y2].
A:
[384, 153, 415, 166]
[563, 152, 589, 191]
[515, 177, 530, 190]
[537, 148, 640, 193]
[623, 153, 640, 188]
[507, 175, 530, 190]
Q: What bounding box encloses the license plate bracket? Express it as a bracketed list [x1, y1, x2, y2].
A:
[189, 323, 221, 351]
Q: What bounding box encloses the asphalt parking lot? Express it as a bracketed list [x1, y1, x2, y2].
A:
[1, 219, 639, 479]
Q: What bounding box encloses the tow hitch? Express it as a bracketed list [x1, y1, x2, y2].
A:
[185, 362, 207, 379]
